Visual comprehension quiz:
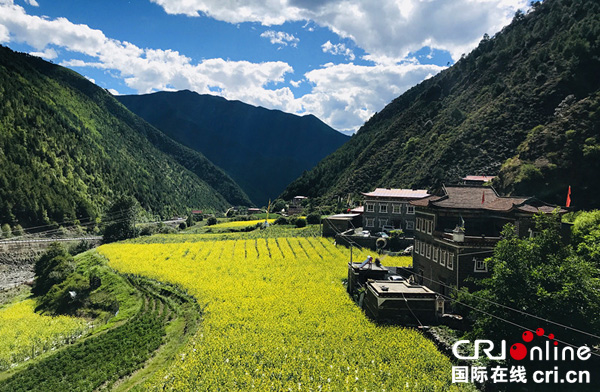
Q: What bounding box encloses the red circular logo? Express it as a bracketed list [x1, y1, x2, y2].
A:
[510, 343, 528, 360]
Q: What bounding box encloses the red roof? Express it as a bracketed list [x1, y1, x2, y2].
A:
[410, 185, 566, 213]
[361, 188, 430, 199]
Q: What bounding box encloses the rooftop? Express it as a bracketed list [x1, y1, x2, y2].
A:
[362, 188, 430, 199]
[368, 280, 435, 296]
[326, 213, 361, 220]
[410, 185, 566, 213]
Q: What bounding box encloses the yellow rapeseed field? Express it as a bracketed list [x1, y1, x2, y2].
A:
[99, 237, 464, 391]
[0, 299, 88, 370]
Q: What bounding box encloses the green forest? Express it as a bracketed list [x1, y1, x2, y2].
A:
[0, 45, 251, 229]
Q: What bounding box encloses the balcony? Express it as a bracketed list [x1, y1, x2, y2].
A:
[435, 230, 501, 247]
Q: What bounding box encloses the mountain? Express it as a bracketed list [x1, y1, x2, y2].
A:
[117, 90, 349, 205]
[280, 0, 600, 210]
[0, 45, 251, 228]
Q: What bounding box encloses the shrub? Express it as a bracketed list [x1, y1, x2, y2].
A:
[1, 223, 11, 238]
[207, 216, 218, 226]
[295, 218, 307, 228]
[306, 213, 321, 225]
[274, 216, 288, 225]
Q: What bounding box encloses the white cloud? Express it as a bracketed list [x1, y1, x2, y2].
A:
[321, 40, 354, 60]
[24, 0, 39, 6]
[0, 0, 525, 132]
[29, 47, 57, 59]
[84, 76, 95, 84]
[150, 0, 528, 61]
[298, 62, 445, 132]
[0, 24, 9, 42]
[108, 88, 119, 95]
[260, 30, 299, 47]
[0, 1, 294, 109]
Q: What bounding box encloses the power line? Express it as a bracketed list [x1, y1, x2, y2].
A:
[440, 292, 600, 358]
[320, 211, 600, 345]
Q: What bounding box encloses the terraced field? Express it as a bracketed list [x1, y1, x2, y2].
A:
[0, 273, 200, 392]
[99, 237, 464, 391]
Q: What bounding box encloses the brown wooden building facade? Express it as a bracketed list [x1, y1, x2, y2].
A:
[410, 185, 565, 295]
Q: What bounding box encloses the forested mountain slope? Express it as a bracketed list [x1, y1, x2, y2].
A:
[117, 90, 349, 205]
[0, 45, 251, 228]
[281, 0, 600, 209]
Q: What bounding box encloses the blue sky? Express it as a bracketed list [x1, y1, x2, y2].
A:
[0, 0, 528, 132]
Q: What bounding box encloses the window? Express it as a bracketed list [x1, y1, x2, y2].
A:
[440, 250, 446, 267]
[379, 219, 388, 228]
[426, 244, 431, 259]
[433, 247, 438, 262]
[406, 221, 415, 230]
[392, 204, 401, 214]
[447, 253, 454, 270]
[474, 258, 488, 272]
[407, 205, 415, 214]
[427, 220, 433, 234]
[416, 218, 421, 232]
[420, 241, 425, 255]
[365, 218, 374, 227]
[379, 203, 388, 213]
[415, 240, 420, 255]
[366, 203, 375, 212]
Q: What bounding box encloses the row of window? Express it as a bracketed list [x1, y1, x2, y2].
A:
[416, 217, 434, 234]
[415, 241, 489, 272]
[415, 240, 454, 270]
[365, 202, 415, 214]
[364, 219, 415, 230]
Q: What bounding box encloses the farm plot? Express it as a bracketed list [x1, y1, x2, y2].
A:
[99, 237, 463, 391]
[0, 299, 88, 371]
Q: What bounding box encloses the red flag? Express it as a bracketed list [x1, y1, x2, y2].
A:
[482, 190, 485, 204]
[566, 186, 572, 207]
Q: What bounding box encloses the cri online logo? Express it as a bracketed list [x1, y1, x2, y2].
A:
[453, 328, 592, 361]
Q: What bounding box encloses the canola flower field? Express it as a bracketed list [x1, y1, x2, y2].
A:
[99, 236, 465, 391]
[0, 299, 88, 370]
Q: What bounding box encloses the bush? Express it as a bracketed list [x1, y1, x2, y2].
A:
[274, 216, 288, 225]
[1, 223, 11, 238]
[158, 225, 177, 234]
[207, 216, 218, 226]
[306, 213, 321, 225]
[33, 243, 75, 297]
[13, 224, 24, 237]
[295, 218, 307, 228]
[140, 225, 158, 236]
[69, 240, 94, 256]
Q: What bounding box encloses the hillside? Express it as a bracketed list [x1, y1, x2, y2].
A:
[117, 90, 349, 205]
[281, 0, 600, 209]
[0, 45, 251, 228]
